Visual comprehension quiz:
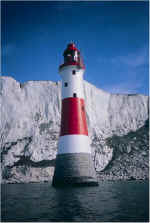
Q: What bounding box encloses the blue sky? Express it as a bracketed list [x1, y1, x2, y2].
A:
[1, 1, 149, 95]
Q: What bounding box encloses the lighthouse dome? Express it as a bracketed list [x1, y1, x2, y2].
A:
[59, 43, 85, 70]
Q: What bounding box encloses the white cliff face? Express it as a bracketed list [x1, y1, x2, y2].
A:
[0, 76, 149, 183]
[84, 81, 148, 138]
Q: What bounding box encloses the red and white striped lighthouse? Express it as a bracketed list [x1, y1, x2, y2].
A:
[52, 43, 98, 187]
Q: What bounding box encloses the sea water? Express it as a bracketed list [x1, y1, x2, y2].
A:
[1, 180, 149, 222]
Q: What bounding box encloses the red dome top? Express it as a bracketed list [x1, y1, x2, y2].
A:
[67, 43, 79, 52]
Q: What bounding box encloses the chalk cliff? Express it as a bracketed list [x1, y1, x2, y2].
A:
[0, 76, 149, 183]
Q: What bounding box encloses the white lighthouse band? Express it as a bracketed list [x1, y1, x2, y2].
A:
[59, 65, 85, 99]
[58, 135, 91, 154]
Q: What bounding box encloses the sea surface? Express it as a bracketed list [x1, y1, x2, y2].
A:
[1, 180, 149, 222]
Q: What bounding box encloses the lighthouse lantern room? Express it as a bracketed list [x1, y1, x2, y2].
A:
[52, 43, 98, 187]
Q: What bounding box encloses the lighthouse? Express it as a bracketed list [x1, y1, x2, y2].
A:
[52, 43, 98, 187]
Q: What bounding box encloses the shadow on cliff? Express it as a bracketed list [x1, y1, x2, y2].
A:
[13, 155, 56, 168]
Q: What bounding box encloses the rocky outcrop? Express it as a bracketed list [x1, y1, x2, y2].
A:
[0, 76, 149, 183]
[95, 120, 149, 180]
